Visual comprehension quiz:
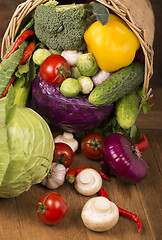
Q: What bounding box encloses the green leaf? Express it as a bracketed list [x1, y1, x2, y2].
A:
[0, 87, 15, 185]
[0, 41, 27, 97]
[91, 2, 109, 25]
[0, 98, 10, 185]
[137, 86, 152, 114]
[15, 55, 36, 86]
[140, 100, 152, 114]
[16, 62, 30, 77]
[28, 58, 37, 84]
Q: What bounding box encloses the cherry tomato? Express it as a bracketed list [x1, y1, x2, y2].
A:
[53, 142, 74, 168]
[36, 192, 67, 225]
[40, 55, 70, 85]
[81, 133, 105, 160]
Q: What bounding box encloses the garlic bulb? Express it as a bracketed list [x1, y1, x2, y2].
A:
[92, 70, 112, 86]
[74, 168, 102, 196]
[81, 196, 119, 232]
[41, 162, 67, 189]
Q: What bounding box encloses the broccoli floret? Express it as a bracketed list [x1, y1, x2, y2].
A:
[34, 2, 95, 52]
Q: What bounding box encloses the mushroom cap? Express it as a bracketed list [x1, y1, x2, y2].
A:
[74, 168, 102, 196]
[81, 196, 119, 232]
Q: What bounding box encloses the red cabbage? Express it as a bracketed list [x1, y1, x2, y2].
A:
[32, 71, 114, 132]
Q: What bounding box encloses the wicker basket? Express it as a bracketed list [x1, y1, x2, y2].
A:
[1, 0, 155, 99]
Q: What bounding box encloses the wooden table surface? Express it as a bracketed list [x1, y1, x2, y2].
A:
[0, 1, 162, 240]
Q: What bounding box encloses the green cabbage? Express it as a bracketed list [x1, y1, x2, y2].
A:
[0, 87, 54, 198]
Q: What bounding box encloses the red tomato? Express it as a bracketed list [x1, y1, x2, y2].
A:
[81, 133, 105, 160]
[36, 192, 67, 225]
[53, 142, 74, 168]
[40, 55, 70, 85]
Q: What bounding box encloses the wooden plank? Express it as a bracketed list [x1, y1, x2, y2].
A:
[0, 147, 160, 240]
[136, 135, 162, 239]
[136, 111, 162, 131]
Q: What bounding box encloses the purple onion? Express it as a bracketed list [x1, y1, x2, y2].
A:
[32, 70, 114, 133]
[101, 133, 147, 184]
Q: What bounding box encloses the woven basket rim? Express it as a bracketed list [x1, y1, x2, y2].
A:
[0, 0, 155, 99]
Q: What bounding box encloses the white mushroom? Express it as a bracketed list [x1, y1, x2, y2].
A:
[74, 168, 102, 196]
[61, 50, 83, 66]
[54, 132, 78, 152]
[81, 196, 119, 232]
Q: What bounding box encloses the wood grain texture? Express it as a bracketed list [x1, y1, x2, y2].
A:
[0, 0, 162, 240]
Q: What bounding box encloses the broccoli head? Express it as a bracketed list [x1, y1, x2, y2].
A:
[34, 2, 95, 52]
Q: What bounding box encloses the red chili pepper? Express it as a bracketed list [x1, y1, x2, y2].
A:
[66, 167, 110, 184]
[134, 134, 148, 152]
[6, 30, 35, 59]
[19, 42, 35, 66]
[0, 75, 16, 99]
[98, 188, 142, 233]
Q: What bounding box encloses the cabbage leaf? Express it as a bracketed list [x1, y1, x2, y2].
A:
[0, 87, 54, 198]
[0, 87, 15, 185]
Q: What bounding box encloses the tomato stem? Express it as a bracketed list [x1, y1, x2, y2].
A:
[36, 195, 48, 215]
[53, 153, 72, 165]
[54, 61, 70, 82]
[85, 135, 101, 150]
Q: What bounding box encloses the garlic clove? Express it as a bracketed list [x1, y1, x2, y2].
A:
[92, 70, 112, 86]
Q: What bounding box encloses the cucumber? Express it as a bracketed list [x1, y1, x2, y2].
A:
[88, 62, 144, 107]
[116, 90, 139, 129]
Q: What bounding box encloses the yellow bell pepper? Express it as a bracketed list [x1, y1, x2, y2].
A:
[84, 14, 140, 72]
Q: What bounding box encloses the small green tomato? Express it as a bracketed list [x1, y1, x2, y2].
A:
[78, 76, 94, 94]
[33, 49, 51, 65]
[60, 78, 81, 98]
[77, 53, 99, 77]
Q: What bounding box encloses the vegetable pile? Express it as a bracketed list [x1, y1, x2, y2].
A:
[0, 0, 152, 234]
[32, 70, 114, 132]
